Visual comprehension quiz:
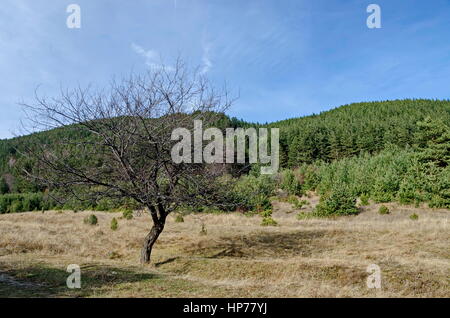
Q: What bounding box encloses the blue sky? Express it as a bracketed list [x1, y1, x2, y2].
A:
[1, 0, 450, 138]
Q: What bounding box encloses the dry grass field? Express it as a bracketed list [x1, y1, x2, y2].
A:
[0, 196, 448, 298]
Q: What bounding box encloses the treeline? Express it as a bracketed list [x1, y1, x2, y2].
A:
[0, 193, 50, 213]
[0, 191, 141, 214]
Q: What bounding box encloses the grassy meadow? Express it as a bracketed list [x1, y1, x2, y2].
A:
[0, 194, 448, 298]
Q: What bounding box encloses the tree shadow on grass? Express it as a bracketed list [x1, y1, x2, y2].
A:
[188, 230, 329, 259]
[0, 263, 157, 297]
[154, 257, 180, 267]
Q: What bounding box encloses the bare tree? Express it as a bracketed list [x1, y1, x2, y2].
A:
[21, 60, 233, 264]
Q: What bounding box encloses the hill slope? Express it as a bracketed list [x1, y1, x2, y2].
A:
[1, 99, 449, 194]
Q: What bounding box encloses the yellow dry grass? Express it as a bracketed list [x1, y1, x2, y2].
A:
[0, 199, 448, 297]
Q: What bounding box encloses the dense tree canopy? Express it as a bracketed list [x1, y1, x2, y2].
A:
[270, 99, 450, 167]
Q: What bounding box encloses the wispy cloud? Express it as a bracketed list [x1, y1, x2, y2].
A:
[131, 43, 174, 71]
[200, 42, 212, 74]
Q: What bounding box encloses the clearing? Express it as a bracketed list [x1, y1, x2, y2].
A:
[0, 197, 448, 297]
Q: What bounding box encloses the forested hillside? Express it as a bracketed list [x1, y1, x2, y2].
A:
[0, 126, 93, 194]
[1, 99, 449, 213]
[272, 99, 450, 167]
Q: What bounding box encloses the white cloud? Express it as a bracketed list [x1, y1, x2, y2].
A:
[131, 43, 173, 71]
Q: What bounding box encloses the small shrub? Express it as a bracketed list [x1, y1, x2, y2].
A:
[360, 194, 370, 206]
[230, 175, 276, 211]
[295, 199, 309, 209]
[280, 170, 303, 196]
[260, 209, 272, 218]
[378, 205, 390, 215]
[261, 217, 278, 226]
[110, 217, 118, 231]
[122, 209, 133, 220]
[175, 214, 184, 223]
[410, 213, 419, 221]
[255, 197, 273, 213]
[200, 223, 207, 235]
[84, 214, 98, 225]
[315, 186, 359, 216]
[259, 206, 278, 226]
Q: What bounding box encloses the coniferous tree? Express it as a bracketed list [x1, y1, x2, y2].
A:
[416, 117, 450, 168]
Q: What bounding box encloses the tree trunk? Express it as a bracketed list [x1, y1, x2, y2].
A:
[140, 221, 165, 264]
